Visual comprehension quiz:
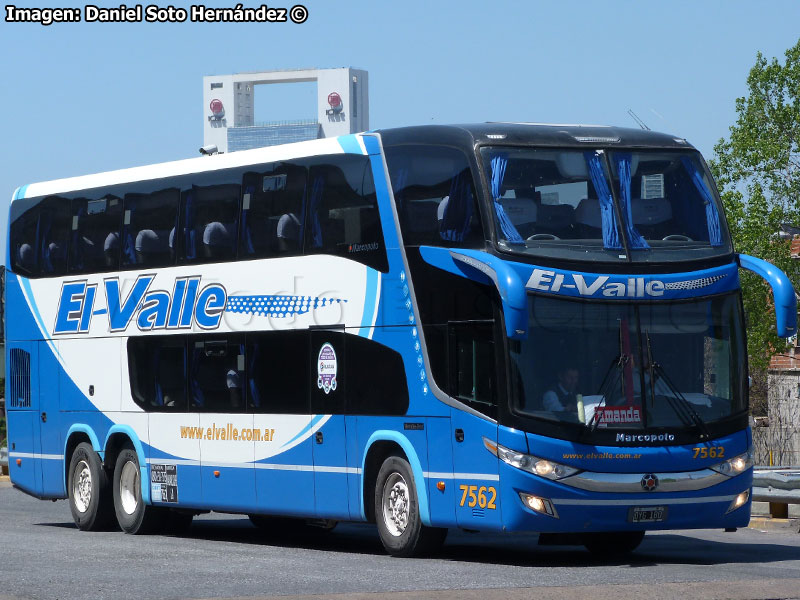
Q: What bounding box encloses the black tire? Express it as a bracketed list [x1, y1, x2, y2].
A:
[113, 446, 165, 534]
[67, 442, 114, 531]
[582, 531, 645, 556]
[374, 456, 447, 557]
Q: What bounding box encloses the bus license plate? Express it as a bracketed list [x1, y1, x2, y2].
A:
[629, 506, 667, 523]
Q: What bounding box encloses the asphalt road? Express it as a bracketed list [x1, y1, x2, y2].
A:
[1, 481, 799, 600]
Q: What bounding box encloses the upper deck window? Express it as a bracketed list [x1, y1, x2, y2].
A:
[479, 147, 732, 264]
[70, 195, 124, 273]
[304, 155, 388, 272]
[384, 145, 484, 248]
[9, 196, 71, 277]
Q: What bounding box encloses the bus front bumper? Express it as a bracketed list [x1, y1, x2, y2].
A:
[499, 462, 753, 533]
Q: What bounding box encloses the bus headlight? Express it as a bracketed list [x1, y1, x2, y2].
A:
[709, 450, 753, 477]
[484, 437, 581, 481]
[726, 489, 750, 513]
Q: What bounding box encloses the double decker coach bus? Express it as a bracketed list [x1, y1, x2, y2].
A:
[5, 124, 796, 556]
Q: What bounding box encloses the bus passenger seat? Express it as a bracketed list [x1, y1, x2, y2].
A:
[104, 232, 120, 267]
[536, 204, 575, 237]
[135, 229, 169, 265]
[17, 243, 34, 271]
[202, 221, 233, 259]
[631, 198, 672, 239]
[44, 241, 66, 273]
[574, 198, 601, 238]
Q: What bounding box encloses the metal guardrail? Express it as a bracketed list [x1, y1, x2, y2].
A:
[752, 467, 800, 518]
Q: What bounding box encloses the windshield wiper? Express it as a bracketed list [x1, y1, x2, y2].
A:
[645, 333, 711, 440]
[589, 353, 628, 432]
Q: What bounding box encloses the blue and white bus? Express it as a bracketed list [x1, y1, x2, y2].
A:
[5, 124, 796, 556]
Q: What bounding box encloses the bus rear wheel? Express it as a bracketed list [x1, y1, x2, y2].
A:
[68, 442, 114, 531]
[582, 531, 645, 556]
[374, 456, 447, 557]
[113, 446, 164, 534]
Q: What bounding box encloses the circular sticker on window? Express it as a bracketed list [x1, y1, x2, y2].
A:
[317, 343, 338, 394]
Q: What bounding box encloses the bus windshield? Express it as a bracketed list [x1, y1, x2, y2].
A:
[508, 293, 747, 434]
[479, 146, 732, 263]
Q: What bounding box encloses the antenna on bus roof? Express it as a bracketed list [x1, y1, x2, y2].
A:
[627, 109, 651, 131]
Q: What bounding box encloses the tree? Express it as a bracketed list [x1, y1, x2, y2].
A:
[710, 39, 800, 415]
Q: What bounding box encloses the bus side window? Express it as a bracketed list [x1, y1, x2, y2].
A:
[128, 336, 187, 412]
[182, 183, 240, 264]
[69, 195, 123, 273]
[448, 321, 497, 417]
[122, 188, 180, 269]
[10, 200, 42, 276]
[345, 334, 409, 416]
[385, 145, 484, 249]
[247, 331, 310, 414]
[189, 336, 245, 413]
[37, 197, 71, 276]
[305, 155, 388, 272]
[240, 163, 307, 259]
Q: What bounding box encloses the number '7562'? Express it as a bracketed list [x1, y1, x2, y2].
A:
[458, 485, 497, 509]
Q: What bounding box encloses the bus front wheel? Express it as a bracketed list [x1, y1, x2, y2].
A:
[68, 442, 114, 531]
[374, 456, 447, 557]
[113, 446, 164, 534]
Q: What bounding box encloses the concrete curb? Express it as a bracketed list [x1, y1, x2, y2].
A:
[748, 516, 800, 533]
[0, 475, 10, 483]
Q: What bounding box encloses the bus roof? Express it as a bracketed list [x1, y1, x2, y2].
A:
[12, 135, 361, 201]
[376, 122, 696, 150]
[12, 123, 696, 201]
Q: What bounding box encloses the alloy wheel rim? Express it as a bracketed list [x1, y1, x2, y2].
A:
[72, 460, 92, 513]
[119, 460, 140, 515]
[382, 472, 410, 537]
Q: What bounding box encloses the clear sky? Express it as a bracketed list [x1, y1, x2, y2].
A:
[2, 0, 799, 262]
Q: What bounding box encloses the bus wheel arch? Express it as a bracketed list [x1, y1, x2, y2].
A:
[372, 453, 447, 557]
[362, 440, 406, 523]
[64, 427, 102, 494]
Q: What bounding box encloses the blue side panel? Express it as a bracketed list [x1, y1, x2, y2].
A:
[7, 411, 40, 494]
[5, 273, 47, 342]
[6, 340, 42, 496]
[451, 409, 501, 531]
[425, 416, 456, 527]
[39, 340, 65, 498]
[313, 415, 350, 520]
[200, 464, 255, 511]
[345, 415, 362, 518]
[254, 440, 315, 516]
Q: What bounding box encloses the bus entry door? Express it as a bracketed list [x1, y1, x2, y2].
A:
[448, 322, 501, 530]
[310, 327, 350, 520]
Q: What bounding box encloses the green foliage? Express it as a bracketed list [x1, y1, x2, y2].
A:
[710, 39, 800, 413]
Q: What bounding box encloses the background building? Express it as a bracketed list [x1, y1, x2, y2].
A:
[202, 67, 369, 153]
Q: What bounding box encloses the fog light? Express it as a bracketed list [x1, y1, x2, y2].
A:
[519, 493, 559, 518]
[726, 490, 750, 514]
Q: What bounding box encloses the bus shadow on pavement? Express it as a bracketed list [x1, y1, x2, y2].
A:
[104, 517, 800, 568]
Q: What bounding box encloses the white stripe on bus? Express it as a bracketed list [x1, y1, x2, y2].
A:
[8, 452, 63, 461]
